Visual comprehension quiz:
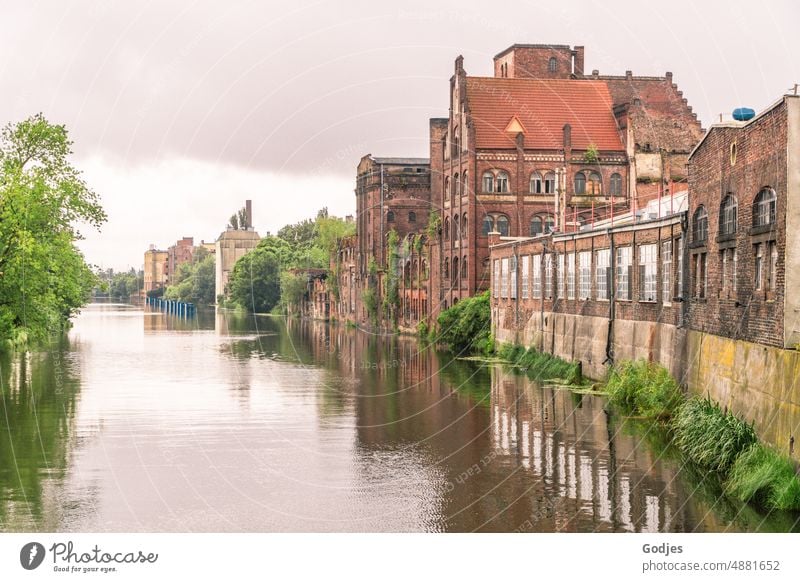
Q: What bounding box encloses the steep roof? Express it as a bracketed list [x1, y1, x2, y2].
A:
[465, 77, 624, 151]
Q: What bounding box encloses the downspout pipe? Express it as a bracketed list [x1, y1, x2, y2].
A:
[604, 229, 616, 366]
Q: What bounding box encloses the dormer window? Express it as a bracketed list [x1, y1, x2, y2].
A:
[548, 57, 557, 72]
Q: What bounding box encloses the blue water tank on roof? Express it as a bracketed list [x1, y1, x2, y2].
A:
[732, 107, 756, 121]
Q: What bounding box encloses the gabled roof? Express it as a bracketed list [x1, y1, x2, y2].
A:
[465, 77, 624, 151]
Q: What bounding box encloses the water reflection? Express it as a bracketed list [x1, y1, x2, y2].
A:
[0, 304, 796, 532]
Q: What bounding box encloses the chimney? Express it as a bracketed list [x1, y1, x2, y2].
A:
[563, 124, 572, 151]
[573, 46, 585, 77]
[245, 199, 253, 230]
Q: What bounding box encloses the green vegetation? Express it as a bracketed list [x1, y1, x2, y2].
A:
[435, 291, 492, 354]
[672, 397, 757, 473]
[725, 443, 800, 510]
[383, 229, 400, 326]
[94, 268, 143, 301]
[164, 247, 215, 305]
[226, 207, 354, 313]
[583, 143, 599, 164]
[606, 359, 682, 419]
[497, 343, 582, 384]
[0, 114, 106, 346]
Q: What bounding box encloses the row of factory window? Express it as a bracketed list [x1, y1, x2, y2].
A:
[386, 210, 416, 223]
[691, 187, 777, 243]
[445, 170, 624, 197]
[494, 238, 779, 304]
[481, 213, 556, 237]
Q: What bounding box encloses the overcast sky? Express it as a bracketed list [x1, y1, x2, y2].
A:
[2, 0, 798, 270]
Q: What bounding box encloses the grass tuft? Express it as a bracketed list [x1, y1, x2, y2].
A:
[725, 443, 800, 510]
[498, 343, 582, 385]
[606, 360, 683, 419]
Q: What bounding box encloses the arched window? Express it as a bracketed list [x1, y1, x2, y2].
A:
[482, 215, 493, 236]
[587, 171, 602, 195]
[753, 187, 777, 227]
[482, 172, 494, 193]
[409, 211, 417, 223]
[454, 173, 459, 197]
[421, 260, 428, 280]
[452, 257, 459, 283]
[530, 172, 543, 194]
[387, 210, 395, 222]
[719, 194, 737, 236]
[544, 172, 556, 194]
[693, 206, 708, 243]
[443, 217, 450, 240]
[445, 177, 450, 199]
[548, 57, 557, 72]
[462, 214, 467, 238]
[610, 173, 622, 196]
[453, 214, 460, 240]
[443, 258, 449, 278]
[544, 216, 555, 233]
[574, 172, 586, 195]
[495, 215, 509, 236]
[404, 261, 411, 284]
[462, 256, 468, 278]
[496, 171, 509, 193]
[530, 216, 543, 236]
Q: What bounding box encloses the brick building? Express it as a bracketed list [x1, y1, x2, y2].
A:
[430, 44, 702, 313]
[143, 246, 168, 294]
[166, 236, 195, 285]
[687, 93, 800, 348]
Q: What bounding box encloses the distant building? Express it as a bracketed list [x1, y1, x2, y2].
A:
[143, 245, 168, 293]
[215, 199, 260, 302]
[166, 236, 195, 284]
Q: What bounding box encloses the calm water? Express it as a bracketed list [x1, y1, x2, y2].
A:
[0, 303, 797, 533]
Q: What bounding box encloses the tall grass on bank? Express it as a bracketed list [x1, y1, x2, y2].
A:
[725, 443, 800, 511]
[497, 343, 582, 384]
[606, 360, 683, 419]
[672, 397, 757, 473]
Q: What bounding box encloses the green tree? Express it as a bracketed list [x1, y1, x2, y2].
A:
[164, 253, 215, 305]
[0, 114, 106, 345]
[228, 236, 290, 313]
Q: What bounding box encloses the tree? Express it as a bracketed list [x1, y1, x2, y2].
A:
[0, 114, 106, 344]
[163, 254, 215, 305]
[227, 236, 290, 313]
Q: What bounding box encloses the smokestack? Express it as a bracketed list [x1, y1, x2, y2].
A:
[245, 199, 252, 230]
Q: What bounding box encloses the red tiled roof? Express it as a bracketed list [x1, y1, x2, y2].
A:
[465, 77, 624, 151]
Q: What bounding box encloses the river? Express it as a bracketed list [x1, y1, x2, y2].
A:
[0, 303, 797, 532]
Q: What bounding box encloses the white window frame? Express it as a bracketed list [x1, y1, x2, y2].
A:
[558, 253, 565, 300]
[532, 254, 542, 299]
[579, 251, 591, 300]
[544, 254, 553, 299]
[521, 255, 530, 299]
[662, 241, 672, 305]
[616, 246, 632, 300]
[500, 257, 509, 298]
[567, 252, 576, 300]
[510, 255, 518, 299]
[638, 244, 657, 302]
[596, 249, 610, 301]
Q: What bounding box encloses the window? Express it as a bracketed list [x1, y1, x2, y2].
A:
[452, 257, 459, 284]
[676, 238, 683, 298]
[596, 249, 610, 300]
[462, 214, 467, 239]
[462, 172, 468, 196]
[719, 195, 737, 236]
[769, 241, 778, 292]
[579, 252, 591, 299]
[544, 172, 556, 194]
[454, 173, 459, 197]
[587, 172, 602, 195]
[532, 255, 542, 298]
[616, 246, 632, 300]
[495, 215, 509, 236]
[548, 57, 557, 72]
[387, 210, 395, 222]
[482, 172, 494, 193]
[409, 211, 417, 223]
[638, 244, 657, 302]
[496, 171, 509, 193]
[530, 216, 543, 236]
[662, 241, 672, 305]
[721, 249, 729, 292]
[482, 215, 493, 236]
[755, 243, 764, 290]
[493, 259, 500, 297]
[558, 253, 565, 299]
[567, 253, 575, 299]
[544, 254, 553, 299]
[753, 187, 777, 227]
[500, 258, 509, 298]
[521, 255, 530, 299]
[732, 249, 737, 293]
[693, 206, 708, 244]
[445, 177, 450, 200]
[444, 217, 450, 240]
[530, 172, 543, 194]
[453, 215, 460, 240]
[462, 255, 468, 279]
[694, 253, 707, 298]
[730, 142, 737, 166]
[610, 173, 622, 196]
[544, 216, 554, 233]
[444, 258, 450, 279]
[574, 172, 586, 195]
[509, 256, 516, 299]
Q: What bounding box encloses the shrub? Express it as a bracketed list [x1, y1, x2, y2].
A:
[606, 360, 683, 419]
[725, 443, 800, 511]
[416, 320, 429, 338]
[498, 343, 581, 384]
[436, 291, 491, 354]
[672, 397, 757, 473]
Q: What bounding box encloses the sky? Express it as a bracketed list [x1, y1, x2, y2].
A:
[2, 0, 798, 270]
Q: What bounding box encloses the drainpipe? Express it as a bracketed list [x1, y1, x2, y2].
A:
[605, 229, 616, 365]
[513, 242, 520, 330]
[540, 240, 547, 353]
[380, 164, 385, 268]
